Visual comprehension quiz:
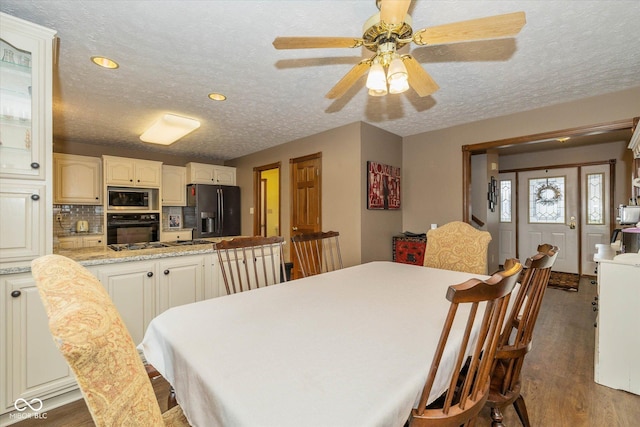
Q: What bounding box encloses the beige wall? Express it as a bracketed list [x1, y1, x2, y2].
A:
[360, 123, 403, 262]
[228, 122, 403, 266]
[227, 123, 362, 267]
[402, 86, 640, 232]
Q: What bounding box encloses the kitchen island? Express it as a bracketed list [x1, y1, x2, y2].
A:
[1, 237, 265, 425]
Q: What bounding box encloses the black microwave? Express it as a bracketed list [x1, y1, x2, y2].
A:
[108, 188, 151, 210]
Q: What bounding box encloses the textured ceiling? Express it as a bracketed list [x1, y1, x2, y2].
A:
[1, 1, 639, 161]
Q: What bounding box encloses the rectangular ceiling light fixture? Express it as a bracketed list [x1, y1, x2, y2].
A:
[140, 113, 200, 145]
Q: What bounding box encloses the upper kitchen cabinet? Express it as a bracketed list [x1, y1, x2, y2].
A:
[103, 155, 162, 188]
[53, 153, 102, 204]
[162, 165, 187, 206]
[186, 162, 236, 186]
[0, 13, 56, 180]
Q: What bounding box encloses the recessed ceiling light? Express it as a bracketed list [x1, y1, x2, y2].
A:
[208, 92, 227, 101]
[90, 56, 119, 69]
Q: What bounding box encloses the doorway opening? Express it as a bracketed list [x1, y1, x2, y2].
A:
[253, 162, 281, 238]
[462, 119, 632, 275]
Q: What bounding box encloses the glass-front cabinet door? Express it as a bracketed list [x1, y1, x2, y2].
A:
[0, 14, 55, 180]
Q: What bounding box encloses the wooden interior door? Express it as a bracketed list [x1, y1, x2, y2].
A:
[290, 153, 322, 279]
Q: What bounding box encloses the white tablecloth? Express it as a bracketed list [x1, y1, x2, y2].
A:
[140, 261, 490, 427]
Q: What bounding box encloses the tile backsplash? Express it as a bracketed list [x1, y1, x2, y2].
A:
[53, 204, 103, 235]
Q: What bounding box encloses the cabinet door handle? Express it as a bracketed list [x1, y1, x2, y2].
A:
[147, 272, 153, 277]
[30, 162, 40, 169]
[11, 290, 21, 298]
[31, 194, 40, 201]
[164, 269, 170, 275]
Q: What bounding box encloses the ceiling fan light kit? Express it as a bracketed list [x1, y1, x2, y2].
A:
[273, 1, 526, 100]
[366, 61, 388, 95]
[140, 113, 200, 145]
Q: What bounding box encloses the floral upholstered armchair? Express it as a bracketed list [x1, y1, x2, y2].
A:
[423, 221, 492, 275]
[31, 254, 189, 427]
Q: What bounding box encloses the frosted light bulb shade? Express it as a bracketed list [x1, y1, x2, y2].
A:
[366, 63, 387, 92]
[140, 114, 201, 145]
[368, 88, 387, 96]
[388, 76, 409, 94]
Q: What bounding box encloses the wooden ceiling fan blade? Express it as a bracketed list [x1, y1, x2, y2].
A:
[401, 55, 439, 97]
[325, 60, 371, 99]
[273, 37, 363, 49]
[413, 11, 526, 46]
[380, 0, 412, 26]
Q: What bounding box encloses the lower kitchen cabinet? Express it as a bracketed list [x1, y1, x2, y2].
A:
[1, 273, 77, 416]
[95, 261, 158, 346]
[93, 254, 215, 345]
[157, 256, 204, 314]
[594, 258, 640, 395]
[0, 252, 219, 421]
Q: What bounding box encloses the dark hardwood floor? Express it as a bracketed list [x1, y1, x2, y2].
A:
[13, 277, 640, 426]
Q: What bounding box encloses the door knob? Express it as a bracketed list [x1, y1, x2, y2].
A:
[292, 227, 298, 231]
[568, 216, 576, 229]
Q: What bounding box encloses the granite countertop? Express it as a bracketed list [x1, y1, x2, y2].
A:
[0, 237, 232, 275]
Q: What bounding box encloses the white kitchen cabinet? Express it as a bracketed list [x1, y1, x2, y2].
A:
[53, 153, 102, 204]
[186, 162, 236, 185]
[1, 273, 76, 414]
[103, 155, 162, 188]
[594, 256, 640, 395]
[0, 181, 46, 266]
[0, 14, 56, 180]
[157, 256, 205, 314]
[94, 254, 213, 345]
[0, 13, 55, 272]
[96, 261, 158, 346]
[162, 165, 187, 206]
[160, 229, 192, 242]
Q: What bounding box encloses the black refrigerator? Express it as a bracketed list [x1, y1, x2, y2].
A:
[184, 184, 241, 238]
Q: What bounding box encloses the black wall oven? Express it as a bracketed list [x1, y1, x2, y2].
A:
[107, 213, 159, 245]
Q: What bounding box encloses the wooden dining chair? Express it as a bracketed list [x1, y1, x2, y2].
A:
[409, 258, 523, 427]
[291, 231, 343, 277]
[31, 254, 189, 427]
[423, 221, 492, 275]
[214, 236, 287, 295]
[486, 244, 559, 427]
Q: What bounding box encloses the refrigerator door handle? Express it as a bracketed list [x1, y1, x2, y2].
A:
[217, 188, 221, 235]
[220, 188, 225, 234]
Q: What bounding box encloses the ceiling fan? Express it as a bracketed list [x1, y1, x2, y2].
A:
[273, 0, 526, 99]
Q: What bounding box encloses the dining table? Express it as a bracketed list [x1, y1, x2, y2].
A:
[139, 261, 493, 427]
